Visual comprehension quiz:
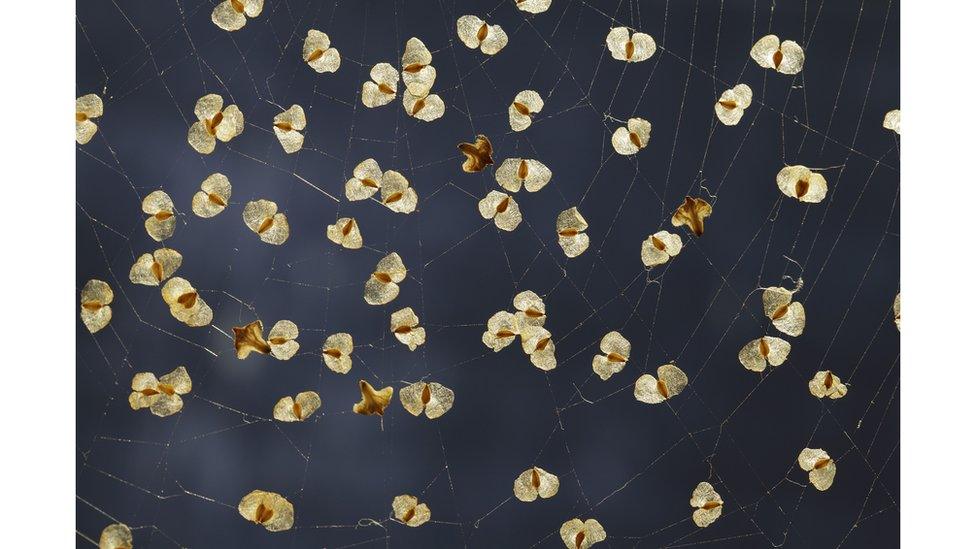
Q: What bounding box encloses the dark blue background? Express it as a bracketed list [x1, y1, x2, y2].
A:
[77, 0, 900, 547]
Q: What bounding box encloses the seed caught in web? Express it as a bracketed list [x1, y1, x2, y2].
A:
[273, 105, 306, 154]
[128, 366, 192, 417]
[76, 94, 103, 145]
[321, 333, 354, 374]
[606, 27, 656, 62]
[762, 286, 806, 336]
[403, 90, 445, 122]
[560, 518, 607, 549]
[611, 117, 651, 155]
[392, 494, 431, 527]
[129, 248, 182, 286]
[690, 482, 723, 528]
[364, 252, 407, 305]
[479, 190, 522, 231]
[353, 379, 394, 416]
[808, 370, 848, 399]
[390, 307, 426, 351]
[520, 325, 557, 371]
[738, 336, 791, 372]
[514, 466, 559, 502]
[191, 173, 232, 218]
[345, 158, 384, 201]
[893, 293, 900, 331]
[326, 217, 363, 249]
[457, 15, 509, 55]
[401, 38, 436, 97]
[269, 320, 300, 360]
[482, 311, 519, 352]
[883, 109, 901, 135]
[750, 34, 805, 74]
[362, 63, 399, 108]
[514, 290, 547, 329]
[515, 0, 551, 14]
[797, 448, 836, 491]
[634, 364, 689, 404]
[380, 170, 419, 213]
[400, 381, 455, 419]
[640, 231, 683, 268]
[273, 391, 321, 422]
[556, 207, 590, 258]
[593, 331, 631, 380]
[714, 84, 753, 126]
[776, 165, 827, 203]
[212, 0, 263, 31]
[243, 199, 290, 245]
[98, 523, 132, 549]
[233, 320, 270, 359]
[80, 279, 113, 334]
[458, 134, 494, 173]
[303, 29, 340, 73]
[161, 277, 213, 327]
[671, 197, 712, 237]
[142, 190, 176, 242]
[188, 93, 244, 154]
[509, 90, 543, 132]
[495, 157, 551, 192]
[238, 490, 294, 532]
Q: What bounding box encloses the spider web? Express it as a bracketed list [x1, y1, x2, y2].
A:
[76, 0, 900, 547]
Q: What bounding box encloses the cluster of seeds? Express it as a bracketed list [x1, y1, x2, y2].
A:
[77, 2, 903, 543]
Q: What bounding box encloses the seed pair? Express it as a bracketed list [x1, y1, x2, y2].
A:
[634, 364, 689, 404]
[606, 27, 656, 62]
[80, 279, 113, 333]
[611, 117, 651, 155]
[321, 333, 354, 374]
[129, 248, 182, 286]
[510, 90, 544, 132]
[162, 277, 213, 327]
[391, 307, 426, 350]
[142, 190, 176, 242]
[556, 207, 590, 258]
[273, 105, 307, 154]
[364, 252, 408, 305]
[690, 482, 723, 527]
[188, 94, 243, 154]
[560, 518, 606, 548]
[798, 448, 837, 490]
[212, 0, 263, 32]
[808, 370, 848, 399]
[273, 391, 321, 422]
[326, 217, 364, 249]
[641, 231, 683, 267]
[233, 319, 300, 361]
[243, 199, 290, 245]
[302, 30, 340, 73]
[76, 94, 103, 145]
[457, 15, 508, 55]
[592, 331, 630, 380]
[351, 378, 455, 420]
[393, 494, 431, 527]
[513, 466, 559, 502]
[238, 489, 294, 532]
[191, 173, 232, 218]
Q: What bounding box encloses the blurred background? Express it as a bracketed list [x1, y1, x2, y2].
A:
[76, 0, 900, 547]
